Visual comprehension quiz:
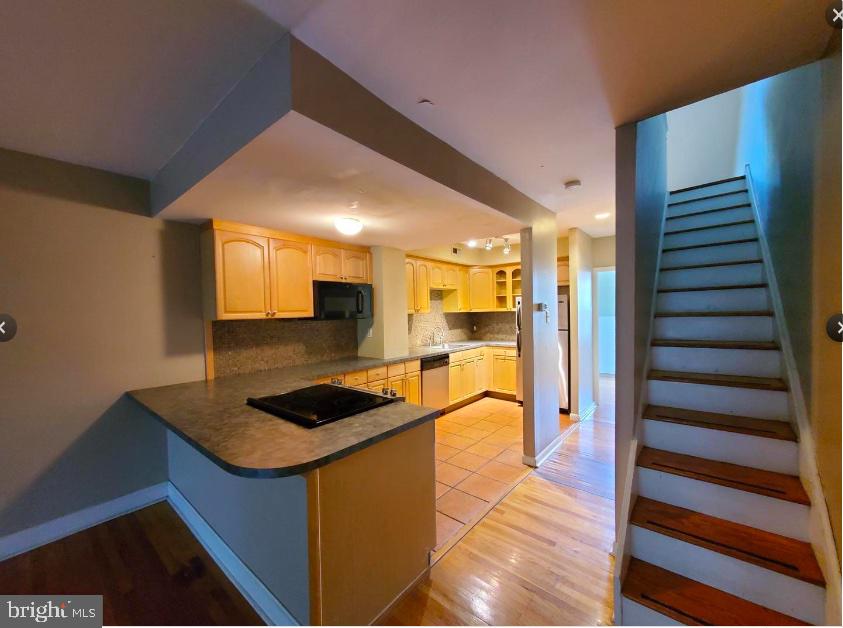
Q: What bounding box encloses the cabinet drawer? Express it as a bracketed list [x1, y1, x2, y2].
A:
[345, 370, 367, 387]
[493, 348, 516, 357]
[367, 366, 388, 382]
[387, 362, 405, 377]
[404, 359, 421, 373]
[367, 379, 386, 392]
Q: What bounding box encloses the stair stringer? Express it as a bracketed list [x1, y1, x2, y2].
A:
[745, 165, 841, 625]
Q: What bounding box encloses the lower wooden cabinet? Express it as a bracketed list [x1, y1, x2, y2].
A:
[321, 360, 422, 404]
[448, 352, 484, 404]
[491, 350, 517, 394]
[404, 371, 421, 405]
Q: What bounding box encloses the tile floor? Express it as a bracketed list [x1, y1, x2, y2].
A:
[433, 396, 532, 550]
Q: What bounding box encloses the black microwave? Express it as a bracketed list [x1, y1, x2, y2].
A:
[313, 281, 373, 320]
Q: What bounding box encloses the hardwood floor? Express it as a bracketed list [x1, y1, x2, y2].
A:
[381, 376, 616, 625]
[0, 501, 263, 626]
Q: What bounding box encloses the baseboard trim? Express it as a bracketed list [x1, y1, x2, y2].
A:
[167, 483, 299, 626]
[0, 482, 168, 562]
[571, 401, 597, 422]
[522, 419, 578, 468]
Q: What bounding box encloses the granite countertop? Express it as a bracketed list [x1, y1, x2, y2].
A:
[130, 340, 515, 479]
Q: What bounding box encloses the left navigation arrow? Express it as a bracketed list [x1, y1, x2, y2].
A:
[0, 314, 17, 342]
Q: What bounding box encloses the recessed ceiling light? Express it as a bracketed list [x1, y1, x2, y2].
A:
[467, 239, 477, 248]
[564, 179, 582, 190]
[595, 212, 611, 220]
[334, 217, 363, 235]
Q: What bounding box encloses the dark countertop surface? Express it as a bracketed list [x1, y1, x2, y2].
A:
[129, 340, 515, 479]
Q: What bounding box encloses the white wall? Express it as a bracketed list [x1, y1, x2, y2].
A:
[597, 270, 616, 375]
[666, 89, 743, 190]
[569, 228, 595, 418]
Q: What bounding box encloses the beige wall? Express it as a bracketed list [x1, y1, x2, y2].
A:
[409, 243, 521, 266]
[358, 247, 409, 359]
[569, 228, 595, 417]
[0, 150, 206, 537]
[592, 235, 616, 268]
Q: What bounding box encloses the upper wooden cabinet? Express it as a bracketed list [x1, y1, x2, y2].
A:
[429, 261, 459, 290]
[270, 239, 313, 318]
[408, 258, 431, 314]
[557, 257, 570, 285]
[313, 246, 370, 283]
[206, 230, 271, 319]
[200, 220, 370, 320]
[405, 259, 418, 314]
[469, 267, 494, 311]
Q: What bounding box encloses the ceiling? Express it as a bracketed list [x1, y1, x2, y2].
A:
[158, 111, 523, 249]
[0, 0, 832, 240]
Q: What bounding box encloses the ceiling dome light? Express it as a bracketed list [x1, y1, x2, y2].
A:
[334, 216, 363, 235]
[484, 238, 493, 251]
[564, 179, 582, 190]
[467, 239, 478, 248]
[594, 212, 611, 220]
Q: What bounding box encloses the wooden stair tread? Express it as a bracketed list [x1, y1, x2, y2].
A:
[638, 447, 809, 505]
[652, 339, 779, 350]
[661, 258, 763, 271]
[668, 190, 747, 207]
[631, 498, 824, 586]
[643, 405, 797, 441]
[622, 558, 809, 626]
[670, 175, 745, 195]
[655, 310, 774, 318]
[658, 282, 766, 293]
[649, 369, 787, 391]
[666, 202, 751, 220]
[663, 237, 758, 252]
[665, 218, 754, 235]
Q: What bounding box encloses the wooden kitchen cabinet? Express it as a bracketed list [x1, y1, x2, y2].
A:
[270, 239, 313, 317]
[408, 258, 431, 314]
[444, 265, 459, 290]
[461, 358, 477, 398]
[405, 259, 417, 314]
[313, 246, 370, 283]
[557, 257, 570, 285]
[469, 267, 494, 310]
[429, 262, 445, 289]
[443, 265, 470, 313]
[448, 362, 462, 404]
[492, 350, 517, 393]
[205, 230, 271, 319]
[405, 371, 421, 404]
[388, 375, 405, 397]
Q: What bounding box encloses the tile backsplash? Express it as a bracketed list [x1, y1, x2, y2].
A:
[212, 319, 358, 377]
[408, 291, 516, 346]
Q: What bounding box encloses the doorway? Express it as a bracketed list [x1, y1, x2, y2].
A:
[595, 268, 616, 377]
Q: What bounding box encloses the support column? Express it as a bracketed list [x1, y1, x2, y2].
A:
[358, 246, 409, 359]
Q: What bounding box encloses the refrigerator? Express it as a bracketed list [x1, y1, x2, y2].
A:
[558, 294, 570, 413]
[515, 296, 523, 404]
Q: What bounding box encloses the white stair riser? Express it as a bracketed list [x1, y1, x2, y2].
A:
[629, 527, 824, 624]
[620, 598, 682, 626]
[641, 420, 798, 474]
[654, 316, 775, 341]
[637, 468, 810, 540]
[667, 191, 750, 218]
[669, 179, 747, 204]
[665, 206, 754, 232]
[650, 346, 782, 378]
[659, 263, 765, 289]
[647, 380, 789, 419]
[663, 222, 757, 249]
[661, 240, 761, 267]
[657, 288, 770, 313]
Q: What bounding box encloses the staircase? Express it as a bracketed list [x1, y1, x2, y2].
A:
[620, 175, 827, 625]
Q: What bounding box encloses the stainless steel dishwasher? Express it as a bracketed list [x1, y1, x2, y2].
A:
[421, 354, 450, 409]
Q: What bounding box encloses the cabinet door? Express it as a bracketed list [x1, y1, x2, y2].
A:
[448, 362, 462, 404]
[367, 379, 386, 392]
[444, 265, 459, 290]
[313, 245, 343, 281]
[406, 259, 417, 313]
[476, 354, 486, 393]
[215, 230, 270, 319]
[429, 263, 445, 289]
[416, 261, 431, 313]
[469, 268, 493, 310]
[493, 355, 516, 393]
[342, 249, 369, 283]
[388, 375, 405, 397]
[405, 372, 421, 405]
[458, 267, 470, 311]
[557, 260, 569, 285]
[269, 239, 313, 317]
[461, 359, 476, 399]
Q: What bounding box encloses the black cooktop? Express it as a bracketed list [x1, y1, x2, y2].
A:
[246, 384, 396, 428]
